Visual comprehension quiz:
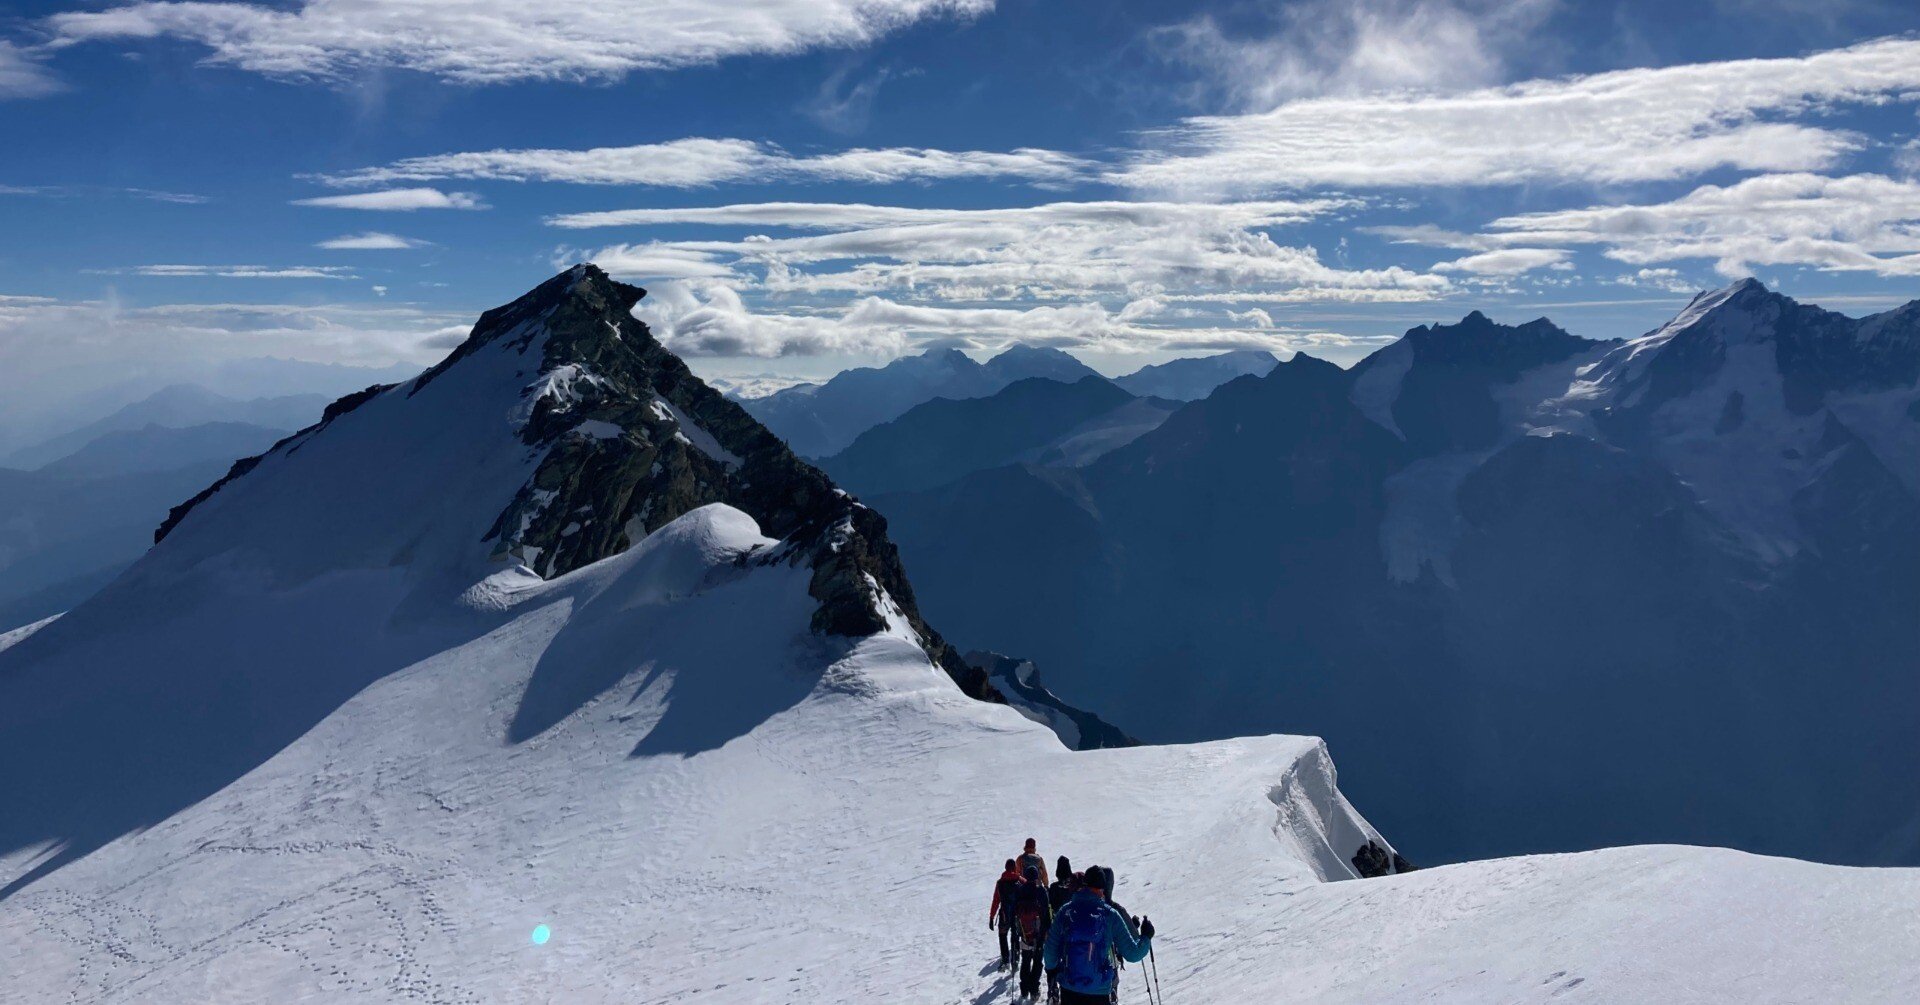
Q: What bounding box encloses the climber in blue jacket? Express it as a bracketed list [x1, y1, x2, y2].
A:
[1040, 863, 1154, 1004]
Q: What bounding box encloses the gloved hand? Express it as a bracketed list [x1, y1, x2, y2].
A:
[1140, 916, 1155, 939]
[989, 918, 996, 931]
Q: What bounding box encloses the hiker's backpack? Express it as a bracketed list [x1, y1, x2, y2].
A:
[996, 876, 1020, 918]
[1015, 891, 1045, 947]
[1055, 900, 1115, 991]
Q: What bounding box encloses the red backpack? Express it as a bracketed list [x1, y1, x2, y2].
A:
[1015, 887, 1046, 946]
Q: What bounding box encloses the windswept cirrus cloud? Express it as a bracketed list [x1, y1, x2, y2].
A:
[633, 280, 1386, 359]
[316, 138, 1093, 189]
[0, 296, 469, 378]
[1432, 248, 1572, 276]
[0, 41, 62, 99]
[1119, 36, 1920, 193]
[316, 232, 430, 250]
[95, 264, 360, 279]
[1481, 172, 1920, 277]
[557, 198, 1446, 358]
[555, 199, 1447, 305]
[46, 0, 992, 84]
[293, 188, 485, 211]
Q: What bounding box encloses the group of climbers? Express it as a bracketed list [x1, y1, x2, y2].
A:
[988, 838, 1157, 1003]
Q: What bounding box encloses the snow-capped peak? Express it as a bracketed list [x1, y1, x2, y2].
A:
[1640, 277, 1786, 348]
[140, 264, 1000, 700]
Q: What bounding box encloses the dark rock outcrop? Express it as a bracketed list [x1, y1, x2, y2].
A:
[1350, 840, 1414, 878]
[484, 267, 1000, 700]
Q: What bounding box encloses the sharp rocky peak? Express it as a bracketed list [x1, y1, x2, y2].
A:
[159, 265, 1003, 702]
[1396, 309, 1599, 372]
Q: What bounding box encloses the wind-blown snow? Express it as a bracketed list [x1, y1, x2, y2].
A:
[0, 613, 58, 654]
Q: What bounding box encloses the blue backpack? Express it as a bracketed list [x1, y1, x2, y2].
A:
[1055, 899, 1115, 991]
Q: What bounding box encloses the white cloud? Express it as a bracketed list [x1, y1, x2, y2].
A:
[316, 232, 430, 249]
[591, 198, 1447, 358]
[557, 199, 1450, 306]
[316, 137, 1092, 189]
[292, 187, 485, 211]
[47, 0, 991, 84]
[802, 65, 893, 135]
[634, 279, 1377, 359]
[0, 41, 62, 99]
[1895, 139, 1920, 178]
[548, 198, 1346, 231]
[1483, 172, 1920, 277]
[1432, 248, 1571, 275]
[1612, 268, 1695, 292]
[1120, 36, 1920, 193]
[0, 296, 467, 388]
[0, 182, 207, 202]
[1145, 0, 1556, 111]
[110, 264, 360, 279]
[583, 245, 741, 281]
[316, 231, 428, 250]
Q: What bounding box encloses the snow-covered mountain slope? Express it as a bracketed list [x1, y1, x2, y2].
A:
[8, 500, 1917, 1003]
[0, 265, 1387, 1000]
[0, 265, 989, 895]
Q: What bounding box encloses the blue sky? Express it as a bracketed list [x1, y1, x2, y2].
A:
[3, 0, 1919, 395]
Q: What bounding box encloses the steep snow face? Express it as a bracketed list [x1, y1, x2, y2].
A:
[1532, 280, 1920, 562]
[1359, 284, 1920, 572]
[0, 503, 1404, 1002]
[141, 321, 547, 584]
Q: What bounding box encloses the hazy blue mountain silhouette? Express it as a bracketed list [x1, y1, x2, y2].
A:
[870, 282, 1920, 867]
[740, 345, 1101, 458]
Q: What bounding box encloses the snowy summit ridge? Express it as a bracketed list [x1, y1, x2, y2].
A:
[155, 263, 993, 697]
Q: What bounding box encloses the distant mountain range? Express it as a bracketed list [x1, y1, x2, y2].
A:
[1113, 348, 1277, 399]
[0, 389, 305, 626]
[739, 345, 1270, 458]
[868, 279, 1920, 867]
[3, 384, 324, 470]
[38, 421, 290, 478]
[818, 376, 1170, 496]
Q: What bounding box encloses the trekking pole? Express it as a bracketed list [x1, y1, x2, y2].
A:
[1148, 941, 1165, 1004]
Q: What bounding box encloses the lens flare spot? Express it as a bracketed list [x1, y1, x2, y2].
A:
[531, 924, 551, 946]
